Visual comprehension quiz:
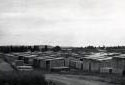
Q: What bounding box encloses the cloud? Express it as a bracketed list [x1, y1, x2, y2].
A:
[0, 0, 125, 46]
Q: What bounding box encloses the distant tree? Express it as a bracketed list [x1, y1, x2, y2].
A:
[34, 45, 40, 51]
[99, 45, 106, 50]
[44, 45, 48, 51]
[85, 46, 96, 49]
[41, 45, 48, 52]
[52, 46, 61, 52]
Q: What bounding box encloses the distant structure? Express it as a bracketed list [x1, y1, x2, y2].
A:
[2, 45, 125, 75]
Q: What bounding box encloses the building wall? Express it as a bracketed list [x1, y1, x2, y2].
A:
[112, 68, 123, 75]
[91, 60, 100, 72]
[112, 58, 125, 69]
[100, 61, 112, 68]
[82, 59, 101, 72]
[15, 60, 24, 66]
[38, 59, 65, 70]
[112, 57, 125, 74]
[100, 67, 112, 73]
[82, 59, 90, 72]
[69, 60, 76, 68]
[33, 59, 40, 68]
[64, 58, 70, 67]
[75, 61, 83, 70]
[40, 60, 46, 69]
[99, 60, 112, 73]
[50, 59, 65, 68]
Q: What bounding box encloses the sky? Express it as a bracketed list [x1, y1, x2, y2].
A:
[0, 0, 125, 47]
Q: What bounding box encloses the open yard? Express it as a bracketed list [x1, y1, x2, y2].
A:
[45, 74, 119, 85]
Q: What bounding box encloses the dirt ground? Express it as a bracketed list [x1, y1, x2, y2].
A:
[0, 58, 13, 71]
[45, 74, 119, 85]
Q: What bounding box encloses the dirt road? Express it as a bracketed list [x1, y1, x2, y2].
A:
[46, 74, 118, 85]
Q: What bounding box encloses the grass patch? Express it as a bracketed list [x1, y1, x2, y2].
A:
[0, 71, 47, 85]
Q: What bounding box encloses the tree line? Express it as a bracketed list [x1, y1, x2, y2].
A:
[0, 45, 125, 53]
[0, 45, 61, 53]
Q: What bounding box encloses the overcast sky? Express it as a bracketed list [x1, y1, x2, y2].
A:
[0, 0, 125, 47]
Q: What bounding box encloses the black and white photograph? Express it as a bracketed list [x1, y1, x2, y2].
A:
[0, 0, 125, 85]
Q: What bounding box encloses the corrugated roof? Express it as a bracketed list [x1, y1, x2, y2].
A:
[112, 54, 125, 59]
[45, 57, 64, 61]
[24, 55, 38, 58]
[35, 56, 54, 60]
[83, 53, 112, 61]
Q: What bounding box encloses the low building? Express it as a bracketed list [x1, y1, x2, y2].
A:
[33, 56, 54, 68]
[82, 58, 91, 72]
[82, 53, 112, 73]
[23, 55, 38, 65]
[44, 57, 65, 70]
[112, 55, 125, 75]
[33, 57, 65, 70]
[15, 60, 24, 66]
[100, 67, 113, 74]
[64, 57, 74, 67]
[82, 58, 100, 72]
[76, 60, 83, 70]
[69, 59, 83, 70]
[69, 59, 77, 69]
